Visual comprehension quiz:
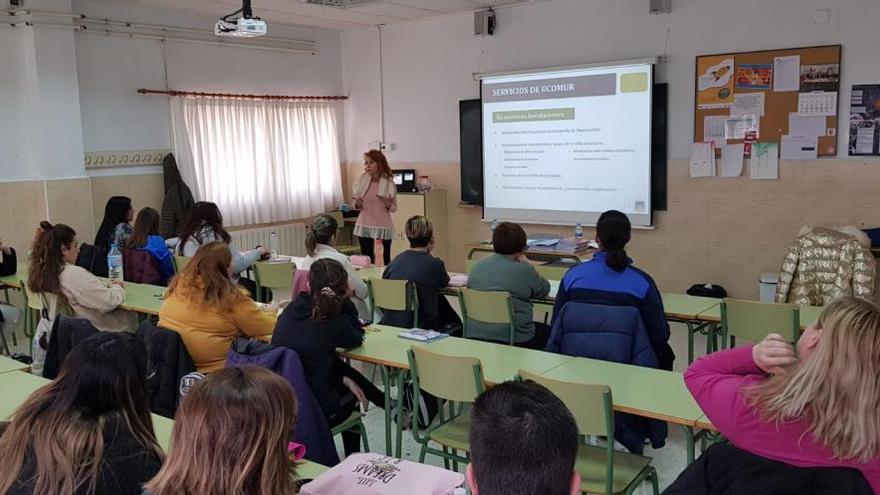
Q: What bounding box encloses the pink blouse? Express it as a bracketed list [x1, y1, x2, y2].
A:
[354, 179, 397, 240]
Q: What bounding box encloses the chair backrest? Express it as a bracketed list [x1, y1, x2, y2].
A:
[517, 369, 613, 437]
[533, 264, 569, 282]
[370, 278, 418, 327]
[722, 298, 800, 344]
[459, 288, 514, 325]
[254, 261, 296, 289]
[173, 255, 192, 273]
[408, 346, 484, 403]
[464, 259, 476, 274]
[21, 280, 44, 311]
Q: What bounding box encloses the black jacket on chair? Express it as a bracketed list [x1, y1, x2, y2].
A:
[43, 315, 99, 379]
[137, 321, 196, 418]
[663, 443, 873, 495]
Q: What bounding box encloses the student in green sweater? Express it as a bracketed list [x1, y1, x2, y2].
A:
[467, 222, 551, 349]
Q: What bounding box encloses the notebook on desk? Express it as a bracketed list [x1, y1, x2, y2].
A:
[398, 329, 450, 342]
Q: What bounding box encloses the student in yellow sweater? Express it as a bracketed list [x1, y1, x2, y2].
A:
[159, 241, 276, 372]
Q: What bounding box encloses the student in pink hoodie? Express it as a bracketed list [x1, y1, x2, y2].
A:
[685, 296, 880, 493]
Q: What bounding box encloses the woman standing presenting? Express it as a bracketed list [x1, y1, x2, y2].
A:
[352, 149, 397, 265]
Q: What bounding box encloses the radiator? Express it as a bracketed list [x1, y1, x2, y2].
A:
[228, 223, 308, 257]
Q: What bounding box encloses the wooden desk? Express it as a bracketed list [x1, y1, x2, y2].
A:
[0, 267, 163, 317]
[0, 355, 30, 374]
[120, 283, 165, 316]
[464, 242, 593, 264]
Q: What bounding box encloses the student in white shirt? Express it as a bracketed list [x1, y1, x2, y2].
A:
[300, 214, 369, 320]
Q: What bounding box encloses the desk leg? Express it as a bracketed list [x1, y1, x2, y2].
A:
[682, 425, 696, 464]
[686, 321, 696, 364]
[381, 365, 393, 456]
[395, 370, 406, 458]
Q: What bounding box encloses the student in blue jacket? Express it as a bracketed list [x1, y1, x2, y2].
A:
[550, 210, 675, 370]
[127, 207, 174, 284]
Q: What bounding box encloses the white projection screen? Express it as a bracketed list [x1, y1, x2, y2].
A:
[480, 59, 654, 227]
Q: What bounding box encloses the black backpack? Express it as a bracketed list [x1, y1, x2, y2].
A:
[686, 283, 728, 299]
[75, 243, 109, 278]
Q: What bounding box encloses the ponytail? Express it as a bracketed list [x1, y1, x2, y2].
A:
[307, 258, 349, 322]
[595, 210, 632, 273]
[306, 214, 339, 257]
[605, 248, 629, 272]
[28, 221, 77, 296]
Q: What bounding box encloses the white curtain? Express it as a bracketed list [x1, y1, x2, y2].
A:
[170, 96, 343, 226]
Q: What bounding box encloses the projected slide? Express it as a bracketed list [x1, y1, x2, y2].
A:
[482, 62, 653, 226]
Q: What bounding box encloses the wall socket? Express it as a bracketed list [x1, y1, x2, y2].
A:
[813, 8, 830, 24]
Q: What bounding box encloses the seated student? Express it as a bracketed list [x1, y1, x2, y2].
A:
[159, 241, 276, 373]
[685, 296, 880, 493]
[127, 207, 174, 285]
[144, 366, 299, 495]
[0, 238, 21, 346]
[0, 333, 163, 495]
[300, 213, 369, 319]
[467, 380, 580, 495]
[94, 195, 134, 250]
[28, 222, 136, 372]
[175, 201, 267, 294]
[382, 215, 461, 331]
[550, 210, 675, 370]
[271, 258, 385, 455]
[467, 222, 551, 349]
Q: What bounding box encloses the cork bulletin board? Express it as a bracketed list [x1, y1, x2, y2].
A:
[694, 45, 841, 157]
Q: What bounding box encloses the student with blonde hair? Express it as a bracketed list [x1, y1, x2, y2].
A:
[685, 295, 880, 492]
[159, 241, 276, 372]
[143, 366, 299, 495]
[382, 215, 460, 330]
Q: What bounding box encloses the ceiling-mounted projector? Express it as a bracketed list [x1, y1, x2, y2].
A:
[215, 0, 267, 37]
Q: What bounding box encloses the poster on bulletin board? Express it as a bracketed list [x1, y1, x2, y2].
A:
[694, 45, 841, 158]
[849, 84, 880, 156]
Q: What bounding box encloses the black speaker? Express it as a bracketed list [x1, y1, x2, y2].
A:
[459, 99, 483, 205]
[651, 83, 668, 211]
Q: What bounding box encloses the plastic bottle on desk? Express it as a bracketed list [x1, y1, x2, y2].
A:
[374, 239, 385, 267]
[269, 231, 279, 258]
[574, 222, 583, 240]
[107, 244, 124, 283]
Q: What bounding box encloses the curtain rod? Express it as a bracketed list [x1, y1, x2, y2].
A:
[137, 89, 347, 101]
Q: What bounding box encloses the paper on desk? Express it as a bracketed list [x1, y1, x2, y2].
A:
[721, 143, 745, 177]
[751, 142, 779, 180]
[781, 135, 818, 160]
[789, 114, 826, 137]
[773, 55, 800, 92]
[690, 142, 716, 178]
[731, 92, 765, 116]
[703, 115, 727, 148]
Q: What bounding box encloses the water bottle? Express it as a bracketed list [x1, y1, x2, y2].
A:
[574, 222, 584, 240]
[269, 231, 279, 258]
[374, 239, 385, 267]
[491, 218, 499, 233]
[107, 244, 124, 283]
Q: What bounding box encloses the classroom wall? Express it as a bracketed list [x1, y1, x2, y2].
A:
[341, 0, 880, 298]
[0, 1, 345, 253]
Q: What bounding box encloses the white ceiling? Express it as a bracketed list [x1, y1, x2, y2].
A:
[88, 0, 534, 31]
